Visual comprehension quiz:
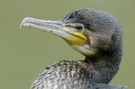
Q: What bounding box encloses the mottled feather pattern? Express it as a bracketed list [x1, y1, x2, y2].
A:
[31, 60, 98, 89]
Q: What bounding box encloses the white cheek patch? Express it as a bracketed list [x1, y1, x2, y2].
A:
[71, 44, 98, 56]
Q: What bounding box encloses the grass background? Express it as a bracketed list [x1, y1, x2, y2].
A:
[0, 0, 134, 89]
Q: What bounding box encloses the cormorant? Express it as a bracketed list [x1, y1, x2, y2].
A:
[20, 9, 126, 89]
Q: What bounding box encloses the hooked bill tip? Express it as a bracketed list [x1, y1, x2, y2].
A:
[20, 17, 34, 29]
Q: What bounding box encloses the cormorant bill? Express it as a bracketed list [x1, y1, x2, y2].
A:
[20, 9, 127, 89]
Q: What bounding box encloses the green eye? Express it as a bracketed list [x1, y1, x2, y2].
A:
[64, 23, 84, 31]
[75, 25, 83, 30]
[75, 24, 84, 30]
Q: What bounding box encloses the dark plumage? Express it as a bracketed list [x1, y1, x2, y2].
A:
[21, 9, 125, 89]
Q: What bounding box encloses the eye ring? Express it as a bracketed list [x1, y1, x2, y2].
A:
[76, 26, 83, 30]
[75, 24, 84, 31]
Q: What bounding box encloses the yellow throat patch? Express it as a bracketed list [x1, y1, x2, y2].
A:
[64, 31, 88, 46]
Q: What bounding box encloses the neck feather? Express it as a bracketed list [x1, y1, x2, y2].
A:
[84, 44, 122, 84]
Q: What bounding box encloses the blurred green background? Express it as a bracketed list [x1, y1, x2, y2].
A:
[0, 0, 134, 89]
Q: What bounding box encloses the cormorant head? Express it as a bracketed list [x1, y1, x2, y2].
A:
[20, 9, 122, 57]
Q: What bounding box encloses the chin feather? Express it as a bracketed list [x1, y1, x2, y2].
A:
[71, 44, 98, 56]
